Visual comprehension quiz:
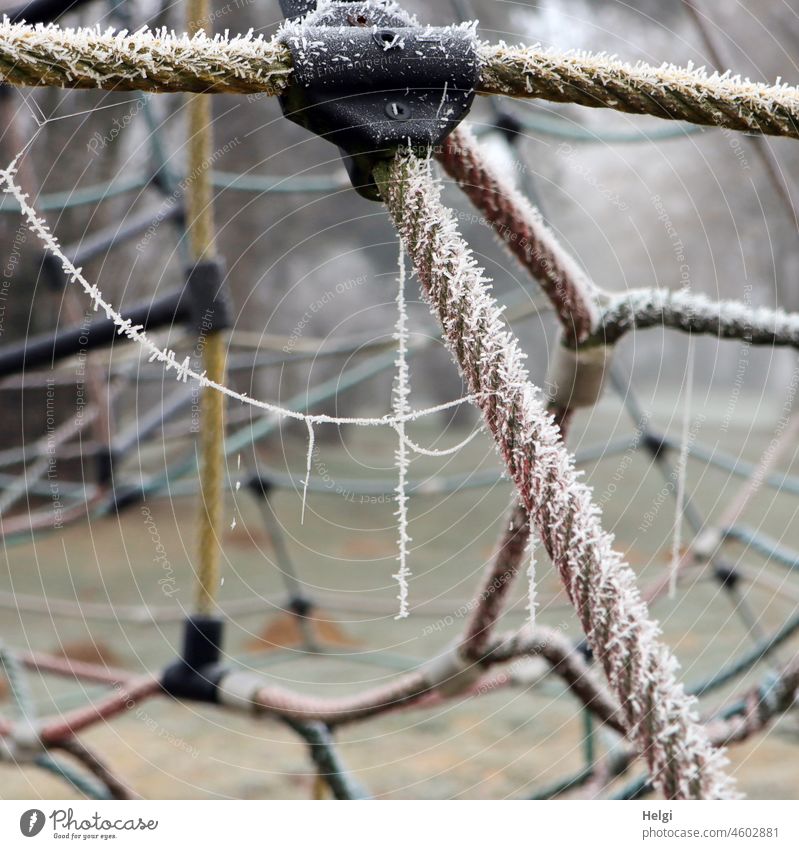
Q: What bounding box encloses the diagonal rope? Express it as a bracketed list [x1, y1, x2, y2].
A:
[373, 148, 735, 800]
[438, 128, 598, 344]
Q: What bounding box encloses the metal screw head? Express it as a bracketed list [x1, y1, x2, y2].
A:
[386, 101, 411, 121]
[374, 29, 401, 49]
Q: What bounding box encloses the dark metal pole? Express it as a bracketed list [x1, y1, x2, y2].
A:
[0, 289, 188, 378]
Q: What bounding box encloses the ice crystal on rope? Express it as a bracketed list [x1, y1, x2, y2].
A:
[393, 240, 412, 618]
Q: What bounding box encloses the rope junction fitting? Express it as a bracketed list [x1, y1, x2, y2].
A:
[160, 615, 226, 703]
[546, 341, 612, 410]
[184, 257, 232, 336]
[0, 263, 229, 380]
[278, 0, 479, 198]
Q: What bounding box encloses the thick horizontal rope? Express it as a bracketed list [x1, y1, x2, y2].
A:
[478, 42, 799, 138]
[0, 22, 293, 94]
[373, 149, 734, 800]
[1, 22, 799, 139]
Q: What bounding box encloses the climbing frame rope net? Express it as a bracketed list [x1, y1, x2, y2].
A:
[0, 0, 798, 801]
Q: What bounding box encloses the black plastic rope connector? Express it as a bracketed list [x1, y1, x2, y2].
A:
[109, 482, 146, 514]
[246, 472, 274, 501]
[575, 639, 594, 662]
[278, 1, 479, 200]
[94, 445, 115, 487]
[161, 615, 227, 703]
[184, 257, 232, 337]
[642, 431, 668, 460]
[288, 595, 314, 618]
[713, 559, 741, 591]
[494, 111, 524, 145]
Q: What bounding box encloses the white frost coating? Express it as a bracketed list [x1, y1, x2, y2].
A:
[478, 40, 799, 116]
[280, 0, 417, 37]
[0, 19, 291, 92]
[2, 17, 799, 139]
[400, 426, 482, 457]
[301, 419, 315, 525]
[277, 7, 479, 147]
[599, 287, 799, 345]
[393, 241, 412, 619]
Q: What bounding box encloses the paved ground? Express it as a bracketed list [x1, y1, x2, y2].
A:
[1, 394, 798, 799]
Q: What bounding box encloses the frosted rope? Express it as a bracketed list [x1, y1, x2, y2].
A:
[2, 21, 799, 138]
[526, 532, 538, 627]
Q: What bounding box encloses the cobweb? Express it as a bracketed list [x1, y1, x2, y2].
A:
[0, 151, 484, 616]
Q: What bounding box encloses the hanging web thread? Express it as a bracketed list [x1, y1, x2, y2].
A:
[301, 419, 315, 525]
[393, 239, 412, 618]
[1, 157, 498, 618]
[526, 528, 538, 627]
[670, 333, 695, 598]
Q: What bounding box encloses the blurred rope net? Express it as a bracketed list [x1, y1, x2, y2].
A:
[0, 0, 797, 800]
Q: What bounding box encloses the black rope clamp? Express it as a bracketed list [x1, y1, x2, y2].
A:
[278, 1, 479, 200]
[161, 615, 226, 703]
[183, 257, 232, 337]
